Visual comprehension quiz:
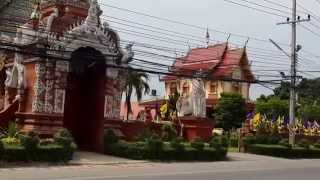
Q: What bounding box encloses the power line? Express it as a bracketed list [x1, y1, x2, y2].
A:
[222, 0, 287, 18]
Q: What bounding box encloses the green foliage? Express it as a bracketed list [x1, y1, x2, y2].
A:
[39, 138, 55, 146]
[243, 133, 280, 146]
[256, 96, 289, 119]
[161, 124, 177, 141]
[123, 70, 150, 120]
[273, 82, 290, 100]
[0, 144, 74, 162]
[53, 128, 73, 148]
[147, 134, 163, 158]
[298, 104, 320, 122]
[1, 121, 20, 139]
[229, 132, 239, 148]
[105, 140, 227, 161]
[170, 137, 185, 152]
[298, 139, 311, 149]
[19, 131, 40, 151]
[214, 93, 246, 131]
[1, 137, 20, 145]
[0, 140, 4, 154]
[104, 129, 119, 145]
[135, 128, 153, 142]
[190, 138, 205, 151]
[210, 135, 229, 149]
[279, 139, 292, 149]
[297, 78, 320, 103]
[314, 142, 320, 149]
[246, 144, 320, 159]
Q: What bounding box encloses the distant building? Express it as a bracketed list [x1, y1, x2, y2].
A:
[161, 43, 255, 109]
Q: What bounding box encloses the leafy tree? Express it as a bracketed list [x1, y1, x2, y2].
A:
[273, 78, 320, 103]
[255, 96, 289, 119]
[214, 93, 246, 131]
[298, 104, 320, 122]
[123, 70, 150, 120]
[273, 82, 290, 100]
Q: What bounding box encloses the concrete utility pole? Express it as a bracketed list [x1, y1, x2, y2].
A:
[275, 0, 310, 146]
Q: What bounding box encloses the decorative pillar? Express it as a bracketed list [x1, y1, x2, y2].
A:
[44, 59, 55, 113]
[54, 61, 69, 114]
[32, 62, 46, 113]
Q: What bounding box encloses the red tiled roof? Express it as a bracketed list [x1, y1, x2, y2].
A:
[162, 43, 255, 81]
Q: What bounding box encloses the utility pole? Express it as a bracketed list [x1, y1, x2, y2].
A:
[275, 0, 310, 146]
[289, 0, 297, 146]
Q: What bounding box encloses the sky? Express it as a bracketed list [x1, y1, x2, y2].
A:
[98, 0, 320, 100]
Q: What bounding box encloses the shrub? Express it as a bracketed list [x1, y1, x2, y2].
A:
[104, 129, 119, 145]
[0, 140, 4, 155]
[0, 142, 75, 162]
[1, 137, 20, 145]
[135, 128, 153, 142]
[279, 139, 291, 148]
[161, 124, 177, 141]
[170, 137, 184, 152]
[147, 134, 163, 158]
[298, 139, 311, 149]
[40, 138, 55, 146]
[229, 132, 239, 147]
[105, 140, 228, 161]
[6, 121, 20, 138]
[55, 128, 73, 139]
[314, 143, 320, 149]
[54, 129, 73, 148]
[246, 144, 320, 159]
[20, 134, 39, 151]
[243, 134, 257, 146]
[191, 138, 205, 151]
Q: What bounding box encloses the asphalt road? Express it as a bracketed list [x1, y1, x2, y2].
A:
[1, 153, 320, 180]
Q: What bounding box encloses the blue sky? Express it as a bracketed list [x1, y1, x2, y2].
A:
[98, 0, 320, 100]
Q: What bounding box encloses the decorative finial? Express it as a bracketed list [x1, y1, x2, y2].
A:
[30, 3, 40, 20]
[226, 34, 231, 42]
[244, 37, 250, 48]
[206, 27, 210, 47]
[84, 0, 101, 27]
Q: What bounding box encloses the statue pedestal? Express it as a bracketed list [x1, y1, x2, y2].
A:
[175, 116, 214, 141]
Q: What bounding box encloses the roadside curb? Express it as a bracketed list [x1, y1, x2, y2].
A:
[68, 160, 149, 166]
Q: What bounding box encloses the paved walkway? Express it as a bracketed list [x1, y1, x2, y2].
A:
[69, 151, 147, 165]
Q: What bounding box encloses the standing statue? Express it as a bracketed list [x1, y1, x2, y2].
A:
[176, 95, 193, 117]
[5, 52, 26, 89]
[191, 78, 206, 118]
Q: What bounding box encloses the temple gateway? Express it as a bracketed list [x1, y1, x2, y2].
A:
[0, 0, 131, 152]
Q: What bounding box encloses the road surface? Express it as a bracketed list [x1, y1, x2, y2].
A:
[1, 153, 320, 180]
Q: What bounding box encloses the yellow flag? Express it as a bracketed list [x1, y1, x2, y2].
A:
[252, 113, 261, 130]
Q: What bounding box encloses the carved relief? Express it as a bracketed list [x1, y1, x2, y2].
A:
[32, 63, 46, 113]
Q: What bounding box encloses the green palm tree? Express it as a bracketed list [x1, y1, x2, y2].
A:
[123, 70, 150, 120]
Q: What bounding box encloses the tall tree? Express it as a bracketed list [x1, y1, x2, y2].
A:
[214, 93, 246, 131]
[123, 70, 150, 120]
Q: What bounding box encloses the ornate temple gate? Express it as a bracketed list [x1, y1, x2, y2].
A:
[63, 47, 106, 152]
[0, 0, 133, 152]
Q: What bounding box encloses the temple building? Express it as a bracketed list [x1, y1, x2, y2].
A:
[161, 43, 255, 111]
[0, 0, 132, 152]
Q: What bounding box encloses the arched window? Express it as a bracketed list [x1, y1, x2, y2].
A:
[182, 82, 189, 96]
